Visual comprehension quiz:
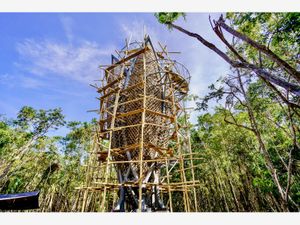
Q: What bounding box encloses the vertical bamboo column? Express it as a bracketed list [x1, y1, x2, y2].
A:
[138, 50, 147, 212]
[165, 158, 173, 212]
[100, 68, 124, 212]
[169, 77, 190, 212]
[97, 78, 108, 212]
[81, 134, 98, 212]
[183, 102, 198, 212]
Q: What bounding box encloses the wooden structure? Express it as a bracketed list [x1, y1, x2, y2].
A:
[79, 36, 199, 212]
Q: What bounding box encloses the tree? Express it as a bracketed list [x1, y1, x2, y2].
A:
[156, 12, 300, 211]
[0, 106, 65, 182]
[0, 107, 97, 212]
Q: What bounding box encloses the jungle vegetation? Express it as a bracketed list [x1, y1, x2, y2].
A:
[0, 12, 299, 212]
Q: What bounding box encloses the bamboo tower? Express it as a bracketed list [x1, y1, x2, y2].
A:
[79, 36, 200, 212]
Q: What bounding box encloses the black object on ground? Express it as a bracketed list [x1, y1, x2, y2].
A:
[0, 190, 39, 210]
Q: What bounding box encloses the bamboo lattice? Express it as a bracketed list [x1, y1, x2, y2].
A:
[79, 36, 199, 212]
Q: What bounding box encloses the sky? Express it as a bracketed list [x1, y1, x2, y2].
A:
[0, 13, 229, 135]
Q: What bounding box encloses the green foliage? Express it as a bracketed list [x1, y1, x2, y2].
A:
[155, 12, 185, 28]
[0, 106, 95, 212]
[226, 13, 300, 68]
[189, 96, 300, 211]
[15, 106, 66, 136]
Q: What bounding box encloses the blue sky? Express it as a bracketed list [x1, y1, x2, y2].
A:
[0, 13, 229, 134]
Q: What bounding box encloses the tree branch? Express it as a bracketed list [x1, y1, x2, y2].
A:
[168, 22, 300, 98]
[215, 16, 300, 83]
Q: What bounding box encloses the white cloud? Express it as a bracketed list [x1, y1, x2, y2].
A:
[121, 20, 145, 41]
[21, 76, 45, 89]
[15, 39, 115, 84]
[0, 73, 10, 83]
[0, 72, 44, 89]
[60, 15, 74, 43]
[14, 15, 116, 85]
[120, 19, 161, 46]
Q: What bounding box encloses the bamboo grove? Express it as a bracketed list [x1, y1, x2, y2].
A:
[1, 12, 300, 212]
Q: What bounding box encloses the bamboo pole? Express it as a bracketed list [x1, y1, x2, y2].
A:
[169, 73, 190, 212]
[99, 64, 125, 212]
[165, 158, 173, 212]
[138, 50, 147, 212]
[183, 102, 198, 211]
[81, 134, 98, 212]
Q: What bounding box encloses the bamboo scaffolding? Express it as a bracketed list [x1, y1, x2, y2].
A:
[79, 36, 198, 212]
